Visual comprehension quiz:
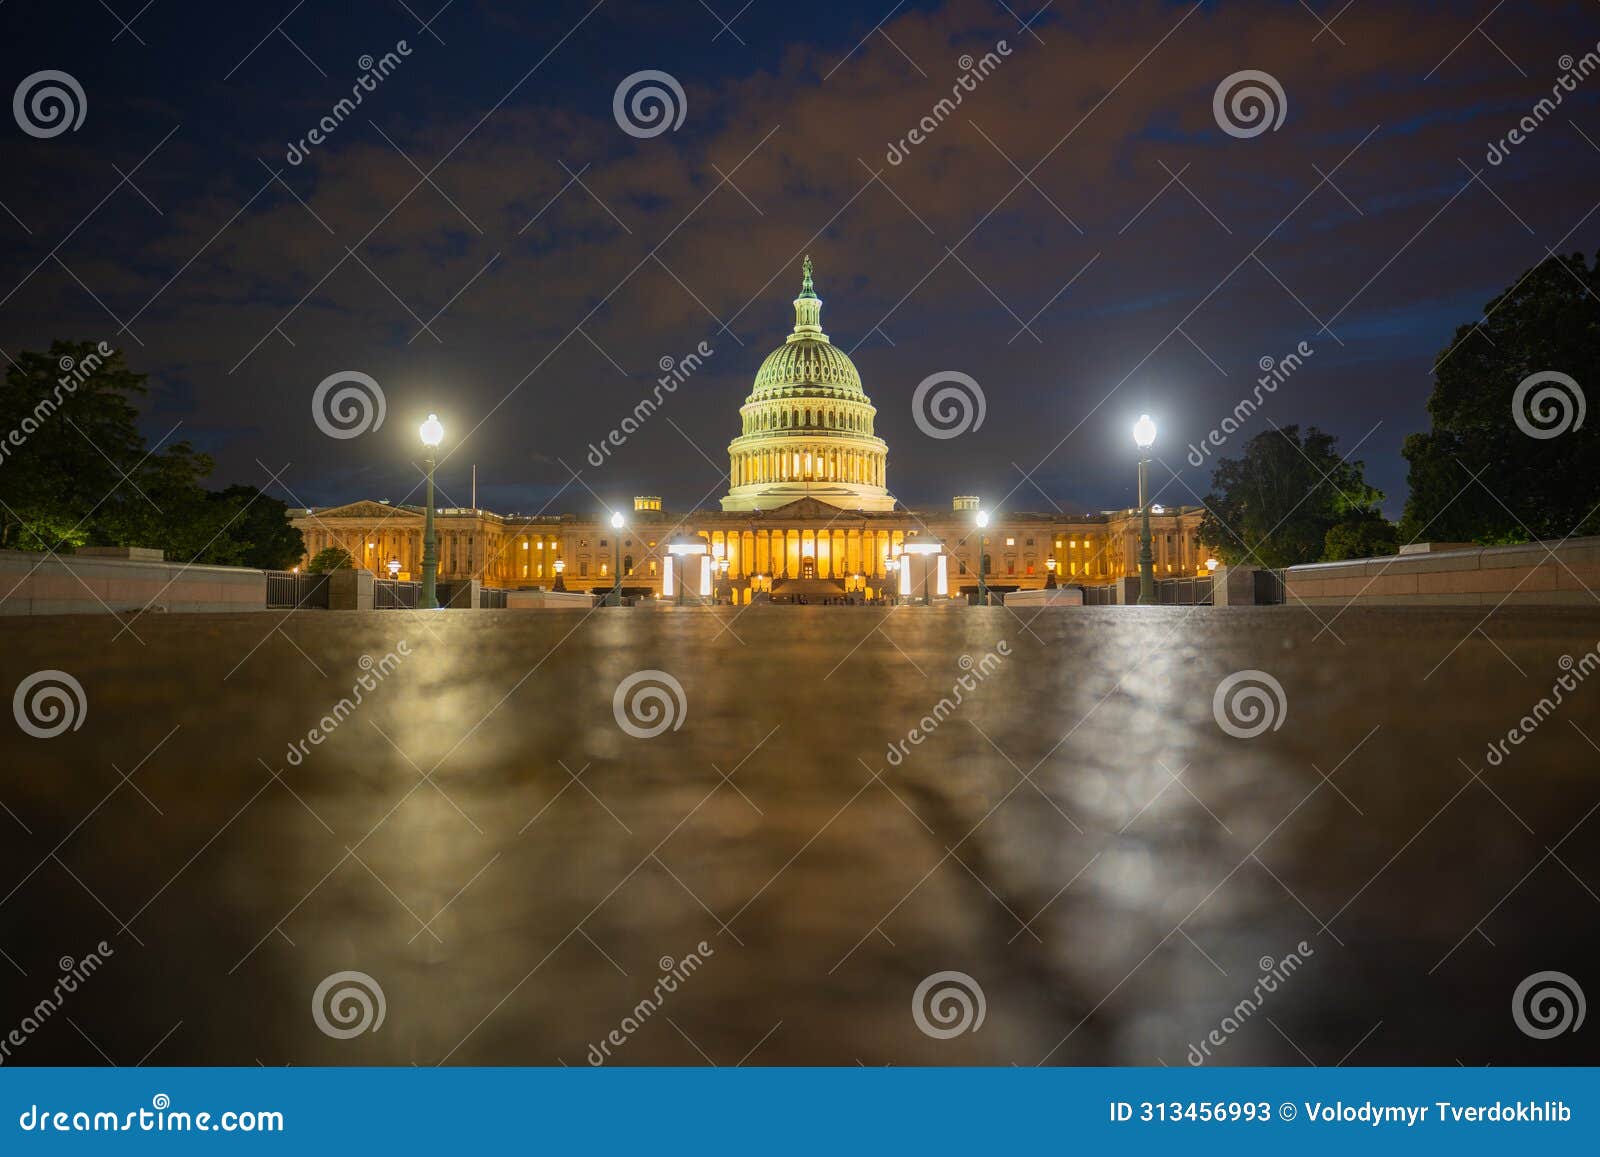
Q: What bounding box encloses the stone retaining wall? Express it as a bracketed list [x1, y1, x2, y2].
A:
[1285, 536, 1600, 606]
[0, 548, 268, 616]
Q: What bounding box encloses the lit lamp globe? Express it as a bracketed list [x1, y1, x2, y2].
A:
[420, 413, 444, 447]
[1133, 413, 1156, 451]
[1206, 558, 1219, 572]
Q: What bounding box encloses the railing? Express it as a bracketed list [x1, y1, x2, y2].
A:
[479, 587, 508, 608]
[1157, 576, 1214, 605]
[373, 579, 420, 609]
[1080, 583, 1119, 606]
[265, 571, 330, 609]
[1254, 568, 1287, 605]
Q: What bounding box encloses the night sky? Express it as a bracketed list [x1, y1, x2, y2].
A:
[3, 0, 1596, 519]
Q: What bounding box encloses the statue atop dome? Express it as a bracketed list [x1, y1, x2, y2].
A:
[800, 254, 817, 300]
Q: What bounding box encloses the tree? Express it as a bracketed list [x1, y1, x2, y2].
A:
[1198, 425, 1396, 568]
[1402, 251, 1600, 543]
[208, 485, 306, 569]
[306, 546, 354, 573]
[0, 342, 303, 564]
[1323, 511, 1400, 561]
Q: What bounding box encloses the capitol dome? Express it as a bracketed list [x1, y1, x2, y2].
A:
[721, 258, 895, 513]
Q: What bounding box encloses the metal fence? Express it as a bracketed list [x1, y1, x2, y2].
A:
[265, 571, 329, 609]
[1080, 583, 1119, 606]
[1076, 577, 1214, 605]
[373, 579, 420, 609]
[479, 587, 508, 609]
[1254, 568, 1287, 605]
[1157, 576, 1214, 605]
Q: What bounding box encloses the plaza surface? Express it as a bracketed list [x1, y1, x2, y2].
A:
[0, 605, 1596, 1066]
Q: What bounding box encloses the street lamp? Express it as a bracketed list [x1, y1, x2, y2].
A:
[553, 558, 566, 591]
[609, 510, 624, 606]
[419, 413, 444, 609]
[974, 509, 989, 607]
[1045, 556, 1057, 589]
[1133, 414, 1156, 606]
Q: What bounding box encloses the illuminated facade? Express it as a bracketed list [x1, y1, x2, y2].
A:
[291, 261, 1205, 599]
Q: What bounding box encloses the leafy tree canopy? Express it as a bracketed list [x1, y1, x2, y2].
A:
[1402, 251, 1599, 542]
[307, 546, 353, 573]
[1198, 425, 1395, 569]
[0, 341, 302, 566]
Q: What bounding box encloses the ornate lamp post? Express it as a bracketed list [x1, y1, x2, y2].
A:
[974, 509, 989, 607]
[1045, 556, 1057, 589]
[609, 510, 624, 606]
[419, 413, 444, 609]
[1133, 413, 1156, 606]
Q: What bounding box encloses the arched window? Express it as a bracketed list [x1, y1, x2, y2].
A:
[982, 553, 991, 574]
[624, 554, 634, 576]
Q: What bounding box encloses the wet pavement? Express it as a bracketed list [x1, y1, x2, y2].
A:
[1, 604, 1597, 1066]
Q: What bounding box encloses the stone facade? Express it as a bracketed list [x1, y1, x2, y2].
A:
[290, 260, 1207, 600]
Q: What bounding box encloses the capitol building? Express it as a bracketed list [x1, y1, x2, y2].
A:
[292, 261, 1205, 600]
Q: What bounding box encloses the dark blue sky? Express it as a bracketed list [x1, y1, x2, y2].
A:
[3, 0, 1597, 518]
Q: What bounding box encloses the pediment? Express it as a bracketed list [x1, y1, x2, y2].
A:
[309, 500, 416, 521]
[756, 496, 851, 520]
